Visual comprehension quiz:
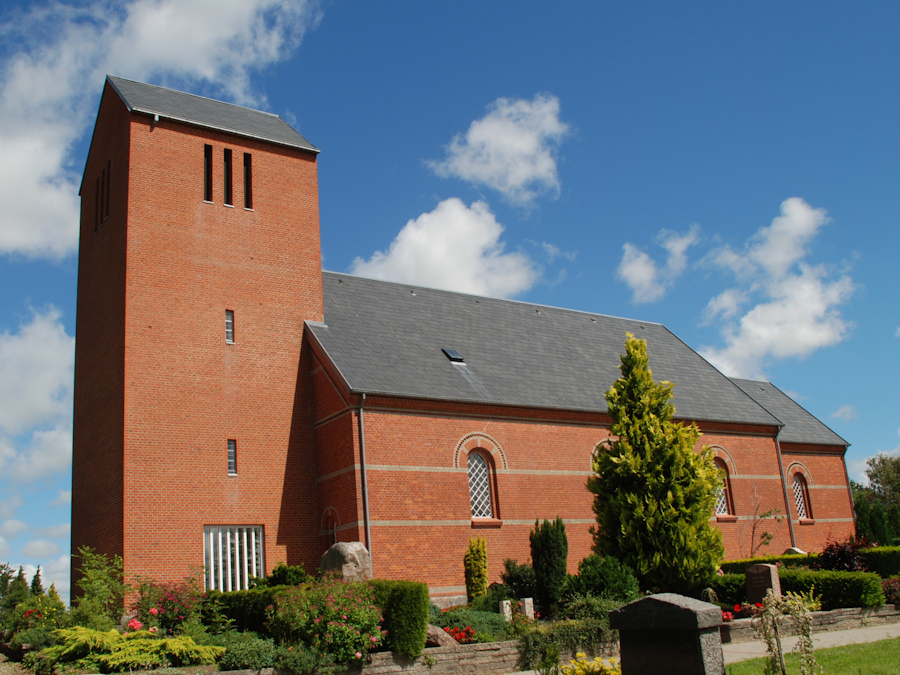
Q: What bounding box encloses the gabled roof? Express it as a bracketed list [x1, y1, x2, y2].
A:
[107, 76, 319, 153]
[730, 378, 848, 447]
[307, 272, 782, 428]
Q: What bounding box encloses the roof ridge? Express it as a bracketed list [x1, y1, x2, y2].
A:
[320, 269, 665, 327]
[107, 75, 282, 118]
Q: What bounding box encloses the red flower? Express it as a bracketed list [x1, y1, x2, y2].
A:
[734, 604, 741, 612]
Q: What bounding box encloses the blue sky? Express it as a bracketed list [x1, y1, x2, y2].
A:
[1, 1, 898, 602]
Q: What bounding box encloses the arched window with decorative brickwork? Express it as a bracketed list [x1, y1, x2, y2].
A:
[714, 459, 733, 516]
[467, 451, 494, 519]
[792, 473, 812, 520]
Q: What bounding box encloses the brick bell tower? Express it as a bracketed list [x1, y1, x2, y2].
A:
[72, 76, 324, 593]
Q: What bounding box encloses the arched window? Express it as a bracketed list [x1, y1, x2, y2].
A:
[467, 451, 493, 518]
[714, 459, 733, 516]
[792, 473, 812, 519]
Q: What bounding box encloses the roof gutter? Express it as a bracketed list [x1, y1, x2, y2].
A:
[774, 429, 797, 548]
[358, 393, 373, 576]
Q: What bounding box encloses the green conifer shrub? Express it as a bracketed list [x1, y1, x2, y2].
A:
[530, 516, 568, 612]
[501, 558, 537, 600]
[464, 536, 489, 602]
[371, 579, 430, 659]
[588, 334, 724, 593]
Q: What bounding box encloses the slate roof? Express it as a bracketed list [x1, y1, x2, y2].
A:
[307, 272, 783, 428]
[730, 378, 848, 447]
[107, 76, 318, 153]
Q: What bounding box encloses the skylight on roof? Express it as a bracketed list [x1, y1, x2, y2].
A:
[442, 348, 464, 363]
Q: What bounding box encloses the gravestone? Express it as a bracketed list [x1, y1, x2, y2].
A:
[320, 541, 372, 581]
[500, 600, 513, 621]
[522, 597, 534, 619]
[746, 564, 781, 606]
[609, 593, 724, 675]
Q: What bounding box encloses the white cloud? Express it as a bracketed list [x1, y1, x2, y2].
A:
[831, 405, 859, 421]
[617, 224, 700, 303]
[700, 198, 853, 378]
[0, 495, 22, 521]
[21, 539, 62, 558]
[50, 490, 72, 507]
[428, 94, 569, 206]
[0, 308, 74, 435]
[42, 553, 72, 605]
[895, 327, 900, 338]
[34, 523, 71, 539]
[349, 198, 538, 298]
[0, 536, 11, 559]
[0, 0, 323, 259]
[0, 308, 74, 481]
[0, 520, 29, 539]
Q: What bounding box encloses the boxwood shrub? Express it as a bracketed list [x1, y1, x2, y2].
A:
[779, 568, 885, 610]
[705, 573, 746, 607]
[861, 546, 900, 578]
[371, 579, 430, 660]
[202, 586, 289, 634]
[718, 554, 813, 575]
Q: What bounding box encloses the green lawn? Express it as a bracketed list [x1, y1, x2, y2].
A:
[725, 637, 900, 674]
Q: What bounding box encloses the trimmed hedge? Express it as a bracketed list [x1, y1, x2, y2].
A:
[371, 579, 430, 660]
[719, 554, 813, 575]
[707, 569, 885, 610]
[706, 573, 746, 607]
[779, 568, 885, 610]
[202, 586, 288, 634]
[861, 547, 900, 578]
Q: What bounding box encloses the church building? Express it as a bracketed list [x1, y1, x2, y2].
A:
[71, 76, 855, 601]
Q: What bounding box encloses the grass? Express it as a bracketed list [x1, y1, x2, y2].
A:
[725, 637, 900, 674]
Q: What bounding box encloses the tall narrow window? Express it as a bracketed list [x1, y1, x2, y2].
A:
[105, 159, 111, 219]
[792, 473, 811, 519]
[467, 452, 493, 518]
[203, 525, 263, 591]
[227, 439, 237, 474]
[243, 153, 252, 209]
[99, 167, 106, 227]
[204, 144, 213, 202]
[223, 149, 233, 205]
[714, 459, 732, 516]
[95, 176, 101, 231]
[225, 310, 234, 344]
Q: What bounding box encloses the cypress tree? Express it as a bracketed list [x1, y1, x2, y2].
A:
[588, 334, 724, 593]
[463, 536, 488, 602]
[529, 516, 568, 612]
[30, 565, 44, 596]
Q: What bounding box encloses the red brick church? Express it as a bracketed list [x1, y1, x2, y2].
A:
[72, 76, 855, 601]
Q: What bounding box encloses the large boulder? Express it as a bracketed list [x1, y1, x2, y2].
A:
[320, 541, 372, 581]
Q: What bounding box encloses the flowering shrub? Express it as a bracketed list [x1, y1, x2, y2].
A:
[560, 652, 621, 675]
[133, 578, 203, 635]
[444, 625, 477, 644]
[10, 592, 68, 633]
[731, 602, 763, 619]
[266, 578, 383, 664]
[127, 618, 143, 631]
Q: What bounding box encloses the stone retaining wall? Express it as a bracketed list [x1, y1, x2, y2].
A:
[720, 604, 900, 644]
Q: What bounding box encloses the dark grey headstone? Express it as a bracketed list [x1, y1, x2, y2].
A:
[746, 564, 781, 605]
[609, 593, 724, 675]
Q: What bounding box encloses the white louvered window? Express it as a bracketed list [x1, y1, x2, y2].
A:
[714, 460, 731, 516]
[467, 452, 493, 518]
[204, 526, 264, 591]
[227, 439, 237, 475]
[793, 474, 810, 519]
[225, 310, 234, 343]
